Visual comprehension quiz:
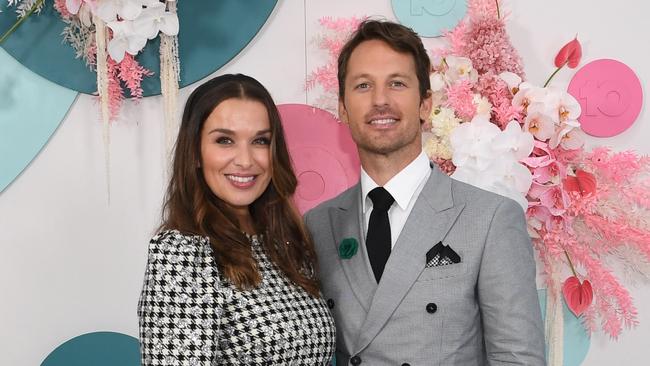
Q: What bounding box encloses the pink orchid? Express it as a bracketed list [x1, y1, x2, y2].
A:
[531, 183, 570, 216]
[533, 161, 565, 185]
[539, 185, 569, 216]
[526, 202, 552, 237]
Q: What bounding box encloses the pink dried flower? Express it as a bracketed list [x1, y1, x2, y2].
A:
[467, 0, 500, 20]
[445, 80, 476, 120]
[464, 17, 525, 77]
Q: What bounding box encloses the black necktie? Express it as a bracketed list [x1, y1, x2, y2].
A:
[366, 187, 395, 282]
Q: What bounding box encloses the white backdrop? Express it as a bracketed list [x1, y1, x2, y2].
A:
[1, 1, 648, 365]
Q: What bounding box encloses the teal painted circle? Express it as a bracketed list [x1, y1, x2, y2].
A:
[538, 290, 590, 366]
[0, 48, 77, 193]
[41, 332, 139, 366]
[0, 0, 277, 96]
[391, 0, 467, 37]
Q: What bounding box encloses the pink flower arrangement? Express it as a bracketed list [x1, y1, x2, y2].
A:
[427, 0, 650, 338]
[54, 4, 155, 121]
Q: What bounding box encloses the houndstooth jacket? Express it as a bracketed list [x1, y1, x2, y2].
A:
[138, 230, 336, 365]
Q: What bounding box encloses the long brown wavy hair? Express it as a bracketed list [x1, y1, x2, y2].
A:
[161, 74, 320, 296]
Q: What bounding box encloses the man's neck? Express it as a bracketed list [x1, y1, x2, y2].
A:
[360, 146, 422, 186]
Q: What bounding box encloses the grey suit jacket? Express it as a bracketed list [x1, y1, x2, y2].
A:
[305, 165, 545, 366]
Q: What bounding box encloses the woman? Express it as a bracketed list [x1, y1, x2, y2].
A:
[137, 74, 336, 365]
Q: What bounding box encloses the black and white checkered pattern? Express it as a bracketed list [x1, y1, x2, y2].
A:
[138, 230, 336, 365]
[425, 253, 454, 268]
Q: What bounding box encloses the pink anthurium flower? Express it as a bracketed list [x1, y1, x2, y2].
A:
[562, 276, 593, 316]
[563, 170, 597, 197]
[544, 37, 583, 87]
[554, 37, 582, 69]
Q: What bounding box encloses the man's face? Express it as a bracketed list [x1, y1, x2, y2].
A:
[339, 39, 432, 160]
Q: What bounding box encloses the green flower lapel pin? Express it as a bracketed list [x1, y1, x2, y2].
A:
[338, 238, 359, 259]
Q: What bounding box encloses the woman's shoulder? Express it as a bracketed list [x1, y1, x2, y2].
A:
[148, 229, 214, 260]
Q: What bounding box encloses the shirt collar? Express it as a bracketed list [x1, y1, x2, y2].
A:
[361, 151, 431, 213]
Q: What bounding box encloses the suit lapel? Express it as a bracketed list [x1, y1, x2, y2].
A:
[355, 167, 465, 352]
[328, 183, 377, 312]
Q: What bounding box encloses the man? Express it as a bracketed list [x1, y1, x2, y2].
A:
[304, 20, 545, 365]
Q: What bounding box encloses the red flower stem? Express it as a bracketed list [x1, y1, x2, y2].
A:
[495, 0, 501, 19]
[564, 250, 578, 278]
[0, 0, 45, 45]
[543, 63, 565, 87]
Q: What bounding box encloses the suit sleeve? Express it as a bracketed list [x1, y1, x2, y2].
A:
[137, 231, 220, 365]
[477, 198, 546, 366]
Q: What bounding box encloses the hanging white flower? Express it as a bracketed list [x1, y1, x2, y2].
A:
[95, 0, 145, 22]
[133, 1, 180, 39]
[106, 20, 147, 62]
[105, 0, 179, 62]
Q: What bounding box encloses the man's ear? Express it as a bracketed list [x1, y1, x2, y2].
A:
[338, 98, 349, 124]
[419, 89, 433, 123]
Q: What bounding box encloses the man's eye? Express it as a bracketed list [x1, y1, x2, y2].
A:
[355, 82, 370, 90]
[215, 137, 233, 144]
[390, 80, 406, 87]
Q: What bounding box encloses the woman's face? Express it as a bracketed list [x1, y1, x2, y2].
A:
[199, 98, 272, 217]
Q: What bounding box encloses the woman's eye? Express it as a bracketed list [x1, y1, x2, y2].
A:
[253, 137, 271, 145]
[215, 137, 233, 144]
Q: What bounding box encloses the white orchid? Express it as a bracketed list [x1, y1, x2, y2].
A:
[550, 119, 584, 149]
[492, 121, 534, 160]
[452, 157, 532, 210]
[543, 87, 582, 124]
[444, 55, 478, 84]
[107, 20, 147, 62]
[512, 83, 545, 112]
[499, 71, 522, 95]
[103, 0, 179, 62]
[133, 1, 179, 39]
[95, 0, 145, 22]
[523, 110, 556, 141]
[449, 115, 501, 170]
[450, 118, 533, 210]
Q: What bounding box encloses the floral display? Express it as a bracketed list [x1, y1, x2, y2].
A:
[306, 2, 650, 361]
[3, 0, 181, 196]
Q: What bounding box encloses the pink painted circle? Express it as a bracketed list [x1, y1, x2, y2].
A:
[568, 59, 643, 137]
[278, 104, 360, 214]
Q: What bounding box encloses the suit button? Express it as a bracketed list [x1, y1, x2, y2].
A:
[426, 302, 437, 314]
[327, 299, 335, 309]
[350, 355, 362, 365]
[402, 363, 411, 366]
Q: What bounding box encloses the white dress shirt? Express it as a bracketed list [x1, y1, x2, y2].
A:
[360, 151, 431, 249]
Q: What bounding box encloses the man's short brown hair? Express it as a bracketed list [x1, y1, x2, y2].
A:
[337, 19, 431, 101]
